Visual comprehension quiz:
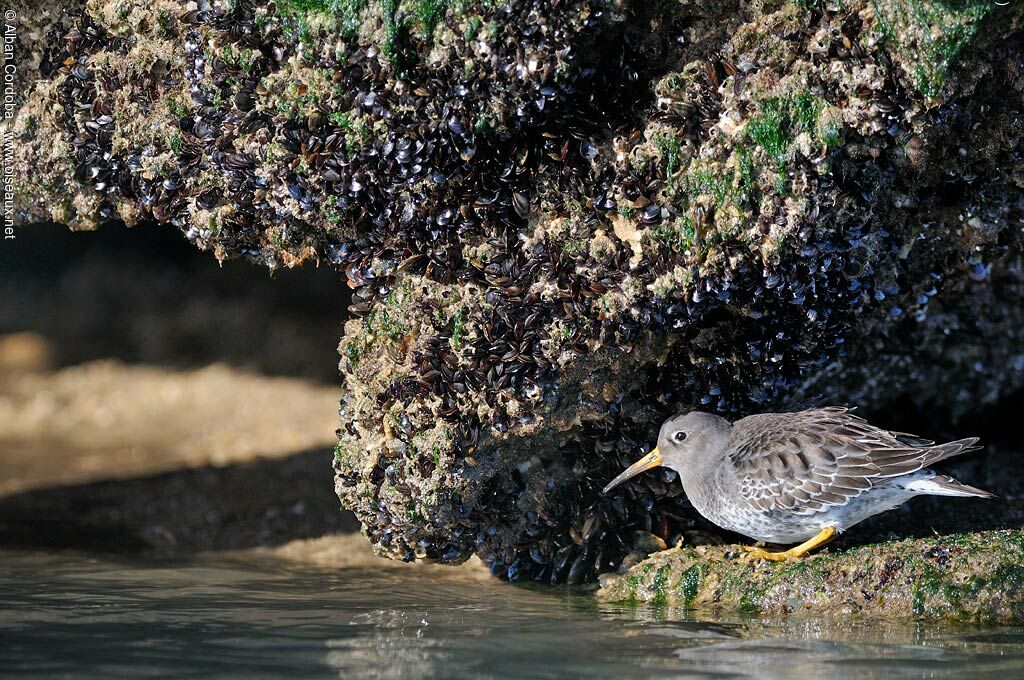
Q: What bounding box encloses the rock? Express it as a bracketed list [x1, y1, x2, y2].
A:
[597, 530, 1024, 623]
[328, 0, 1024, 580]
[8, 0, 1024, 582]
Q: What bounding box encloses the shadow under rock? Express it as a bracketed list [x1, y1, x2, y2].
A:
[0, 221, 347, 382]
[0, 448, 359, 556]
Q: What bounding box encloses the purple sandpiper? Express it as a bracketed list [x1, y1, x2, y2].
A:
[603, 407, 992, 561]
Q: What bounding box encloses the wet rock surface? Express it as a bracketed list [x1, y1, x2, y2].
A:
[8, 0, 1024, 584]
[598, 529, 1024, 623]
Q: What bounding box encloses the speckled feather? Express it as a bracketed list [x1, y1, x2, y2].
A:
[726, 407, 981, 516]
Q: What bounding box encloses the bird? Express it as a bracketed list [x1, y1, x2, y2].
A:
[602, 407, 992, 562]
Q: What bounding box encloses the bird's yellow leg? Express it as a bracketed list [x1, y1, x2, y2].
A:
[742, 527, 836, 563]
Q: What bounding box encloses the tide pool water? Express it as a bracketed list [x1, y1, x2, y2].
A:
[2, 548, 1024, 679]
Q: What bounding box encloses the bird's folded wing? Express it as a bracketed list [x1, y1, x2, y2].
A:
[728, 407, 941, 515]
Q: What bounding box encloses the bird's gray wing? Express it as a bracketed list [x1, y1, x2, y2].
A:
[727, 407, 954, 515]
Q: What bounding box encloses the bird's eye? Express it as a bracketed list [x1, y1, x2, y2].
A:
[673, 431, 687, 442]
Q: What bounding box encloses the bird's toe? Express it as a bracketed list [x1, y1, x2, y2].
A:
[741, 546, 799, 563]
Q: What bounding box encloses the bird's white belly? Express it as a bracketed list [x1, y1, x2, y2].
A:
[703, 483, 919, 545]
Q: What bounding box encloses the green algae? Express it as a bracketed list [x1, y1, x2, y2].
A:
[379, 0, 407, 67]
[344, 342, 363, 368]
[651, 564, 672, 605]
[650, 216, 696, 254]
[748, 102, 793, 163]
[275, 83, 322, 119]
[659, 154, 761, 249]
[365, 286, 411, 342]
[450, 307, 466, 351]
[873, 0, 994, 99]
[686, 167, 736, 210]
[747, 93, 827, 166]
[277, 0, 369, 40]
[325, 110, 373, 153]
[464, 15, 483, 41]
[623, 571, 644, 601]
[413, 0, 448, 37]
[655, 132, 684, 178]
[653, 89, 835, 257]
[735, 145, 758, 195]
[679, 564, 702, 605]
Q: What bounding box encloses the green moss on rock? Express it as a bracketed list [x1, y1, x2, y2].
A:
[599, 531, 1024, 623]
[872, 0, 1001, 100]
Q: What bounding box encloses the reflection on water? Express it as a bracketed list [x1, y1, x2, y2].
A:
[2, 549, 1024, 679]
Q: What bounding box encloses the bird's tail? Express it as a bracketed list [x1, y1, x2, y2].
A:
[906, 472, 995, 498]
[918, 437, 982, 466]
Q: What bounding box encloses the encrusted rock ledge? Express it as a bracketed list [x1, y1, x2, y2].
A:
[9, 0, 1024, 582]
[597, 530, 1024, 623]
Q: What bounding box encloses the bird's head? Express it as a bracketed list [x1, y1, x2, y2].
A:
[602, 411, 731, 494]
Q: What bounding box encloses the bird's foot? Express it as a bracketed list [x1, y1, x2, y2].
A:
[740, 527, 837, 564]
[741, 546, 802, 563]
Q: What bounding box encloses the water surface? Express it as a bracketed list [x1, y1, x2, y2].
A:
[2, 549, 1024, 679]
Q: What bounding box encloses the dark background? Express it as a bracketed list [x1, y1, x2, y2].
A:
[0, 222, 347, 381]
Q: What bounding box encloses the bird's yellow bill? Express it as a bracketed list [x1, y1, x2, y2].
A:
[602, 447, 663, 494]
